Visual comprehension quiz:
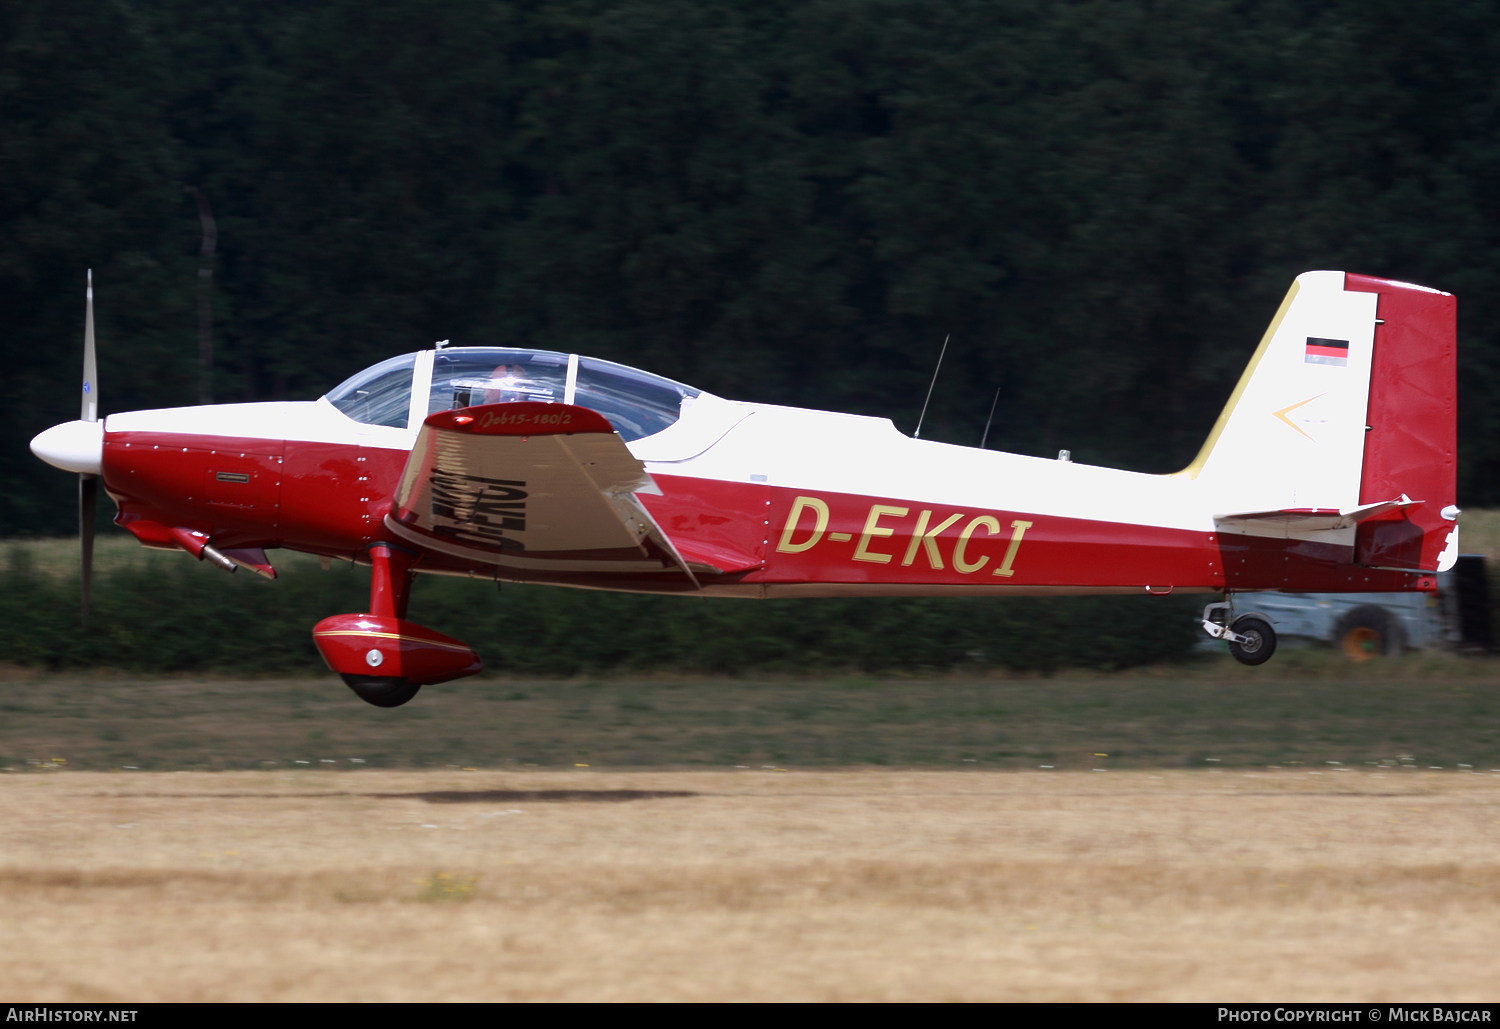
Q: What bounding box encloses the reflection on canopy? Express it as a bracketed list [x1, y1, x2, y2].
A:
[429, 349, 566, 414]
[325, 353, 416, 429]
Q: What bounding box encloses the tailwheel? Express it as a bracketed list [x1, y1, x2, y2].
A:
[1228, 616, 1277, 666]
[341, 674, 421, 708]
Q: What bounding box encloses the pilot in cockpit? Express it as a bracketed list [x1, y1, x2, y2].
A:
[482, 364, 529, 405]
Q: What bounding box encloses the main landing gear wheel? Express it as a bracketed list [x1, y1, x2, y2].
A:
[1228, 616, 1277, 666]
[341, 674, 421, 708]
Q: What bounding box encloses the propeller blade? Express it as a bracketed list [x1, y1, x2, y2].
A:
[80, 473, 97, 628]
[80, 270, 98, 628]
[82, 269, 97, 423]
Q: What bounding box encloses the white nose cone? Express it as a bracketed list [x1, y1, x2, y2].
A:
[31, 419, 104, 474]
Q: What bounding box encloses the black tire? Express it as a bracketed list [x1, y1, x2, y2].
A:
[1228, 616, 1277, 666]
[1333, 605, 1402, 662]
[341, 674, 421, 708]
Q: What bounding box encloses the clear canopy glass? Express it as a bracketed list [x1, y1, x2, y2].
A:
[428, 348, 700, 441]
[324, 353, 416, 429]
[327, 347, 701, 442]
[575, 355, 701, 441]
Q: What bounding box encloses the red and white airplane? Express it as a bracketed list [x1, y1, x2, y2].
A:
[31, 270, 1458, 705]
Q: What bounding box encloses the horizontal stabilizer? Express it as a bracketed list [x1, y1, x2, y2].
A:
[1215, 497, 1418, 538]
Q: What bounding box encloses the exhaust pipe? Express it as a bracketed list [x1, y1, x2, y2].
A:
[199, 543, 238, 573]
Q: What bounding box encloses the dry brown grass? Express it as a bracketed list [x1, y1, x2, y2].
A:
[1, 768, 1498, 1001]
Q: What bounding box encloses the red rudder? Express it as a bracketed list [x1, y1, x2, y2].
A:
[1344, 273, 1457, 573]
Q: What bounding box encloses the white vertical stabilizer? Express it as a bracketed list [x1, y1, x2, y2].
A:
[1180, 270, 1377, 517]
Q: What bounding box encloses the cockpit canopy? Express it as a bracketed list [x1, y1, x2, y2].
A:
[325, 347, 702, 442]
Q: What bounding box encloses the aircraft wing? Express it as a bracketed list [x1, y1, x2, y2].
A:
[1213, 497, 1417, 537]
[384, 402, 698, 584]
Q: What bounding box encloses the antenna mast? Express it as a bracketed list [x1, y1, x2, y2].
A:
[185, 186, 217, 405]
[979, 387, 1000, 449]
[913, 334, 949, 440]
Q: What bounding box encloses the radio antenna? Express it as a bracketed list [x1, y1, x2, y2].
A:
[913, 334, 949, 440]
[979, 387, 1000, 449]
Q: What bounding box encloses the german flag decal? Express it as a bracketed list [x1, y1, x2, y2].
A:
[1304, 337, 1349, 367]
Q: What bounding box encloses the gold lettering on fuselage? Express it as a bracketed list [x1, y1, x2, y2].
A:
[953, 515, 1002, 573]
[853, 505, 908, 563]
[900, 510, 963, 569]
[773, 496, 1035, 578]
[993, 520, 1033, 577]
[777, 496, 830, 553]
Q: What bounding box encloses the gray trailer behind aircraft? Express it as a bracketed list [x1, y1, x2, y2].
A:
[1203, 554, 1492, 661]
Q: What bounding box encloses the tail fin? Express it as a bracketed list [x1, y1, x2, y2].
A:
[1346, 272, 1457, 572]
[1179, 270, 1457, 573]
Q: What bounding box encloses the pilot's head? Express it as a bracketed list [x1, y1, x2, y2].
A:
[483, 364, 528, 404]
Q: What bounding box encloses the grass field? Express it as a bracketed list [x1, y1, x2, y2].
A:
[2, 766, 1498, 1001]
[3, 654, 1499, 772]
[4, 663, 1500, 1000]
[5, 520, 1500, 1000]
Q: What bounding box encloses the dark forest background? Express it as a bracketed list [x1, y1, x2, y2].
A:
[8, 0, 1500, 536]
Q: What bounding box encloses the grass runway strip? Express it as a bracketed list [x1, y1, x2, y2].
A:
[1, 768, 1498, 1001]
[3, 654, 1499, 771]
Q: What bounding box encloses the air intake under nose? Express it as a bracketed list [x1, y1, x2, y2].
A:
[30, 419, 103, 475]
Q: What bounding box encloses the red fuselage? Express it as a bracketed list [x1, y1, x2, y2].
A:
[101, 422, 1437, 597]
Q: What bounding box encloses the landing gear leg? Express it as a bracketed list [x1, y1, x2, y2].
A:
[335, 544, 424, 706]
[312, 542, 482, 705]
[369, 542, 418, 620]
